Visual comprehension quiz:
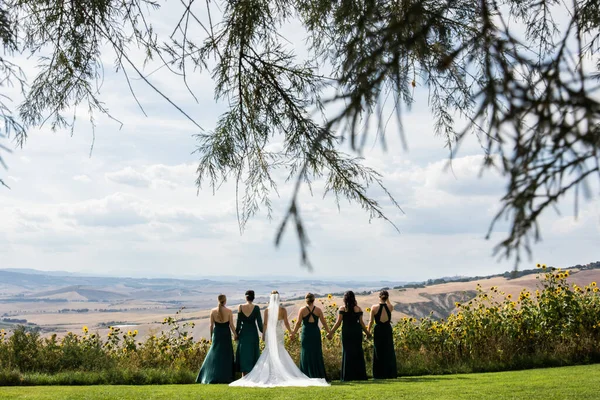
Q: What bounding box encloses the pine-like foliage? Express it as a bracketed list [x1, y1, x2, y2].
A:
[1, 0, 599, 267]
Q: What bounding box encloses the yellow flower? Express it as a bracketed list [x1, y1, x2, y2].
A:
[327, 294, 332, 299]
[594, 288, 599, 293]
[82, 326, 89, 333]
[128, 330, 132, 336]
[536, 263, 541, 268]
[133, 330, 138, 336]
[332, 303, 337, 308]
[592, 282, 597, 287]
[542, 264, 547, 269]
[507, 294, 512, 300]
[365, 307, 370, 312]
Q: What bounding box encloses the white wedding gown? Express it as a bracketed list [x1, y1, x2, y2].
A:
[229, 293, 329, 388]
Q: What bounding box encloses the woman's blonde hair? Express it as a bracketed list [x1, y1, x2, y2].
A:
[217, 294, 227, 322]
[271, 290, 279, 295]
[305, 293, 315, 304]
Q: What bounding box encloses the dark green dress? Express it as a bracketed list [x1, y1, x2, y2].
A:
[196, 321, 235, 384]
[340, 309, 367, 381]
[300, 306, 327, 379]
[235, 305, 263, 373]
[372, 303, 397, 379]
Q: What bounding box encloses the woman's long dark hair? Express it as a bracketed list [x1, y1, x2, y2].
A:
[343, 291, 357, 311]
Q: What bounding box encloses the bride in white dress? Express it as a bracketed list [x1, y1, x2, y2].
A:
[229, 291, 330, 388]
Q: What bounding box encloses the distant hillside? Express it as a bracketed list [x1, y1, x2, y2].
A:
[393, 261, 600, 290]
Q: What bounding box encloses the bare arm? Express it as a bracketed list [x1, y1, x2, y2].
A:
[359, 312, 371, 338]
[282, 308, 292, 334]
[209, 312, 214, 338]
[327, 312, 343, 339]
[229, 311, 238, 340]
[262, 309, 268, 341]
[318, 308, 331, 334]
[235, 305, 242, 337]
[367, 305, 376, 333]
[256, 306, 264, 334]
[292, 309, 303, 335]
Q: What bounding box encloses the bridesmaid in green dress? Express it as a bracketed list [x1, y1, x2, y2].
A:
[292, 293, 331, 379]
[367, 290, 397, 379]
[328, 290, 371, 381]
[196, 294, 238, 384]
[235, 290, 263, 376]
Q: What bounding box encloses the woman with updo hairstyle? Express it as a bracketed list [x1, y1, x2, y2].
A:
[367, 289, 397, 379]
[327, 290, 370, 381]
[292, 293, 331, 379]
[235, 290, 263, 376]
[196, 294, 237, 384]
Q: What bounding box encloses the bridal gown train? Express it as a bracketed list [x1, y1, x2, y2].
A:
[229, 294, 329, 388]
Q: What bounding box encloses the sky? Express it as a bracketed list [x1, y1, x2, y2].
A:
[0, 4, 598, 282]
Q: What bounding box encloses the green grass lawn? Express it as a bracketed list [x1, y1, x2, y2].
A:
[1, 364, 599, 399]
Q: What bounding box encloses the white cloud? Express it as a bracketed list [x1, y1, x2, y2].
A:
[73, 175, 91, 183]
[106, 167, 152, 188]
[104, 163, 197, 190]
[59, 193, 150, 227]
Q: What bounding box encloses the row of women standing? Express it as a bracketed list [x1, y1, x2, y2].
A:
[196, 289, 397, 383]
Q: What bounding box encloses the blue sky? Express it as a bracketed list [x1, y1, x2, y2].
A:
[0, 4, 598, 281]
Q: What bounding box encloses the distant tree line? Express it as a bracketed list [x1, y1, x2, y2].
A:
[58, 309, 89, 314]
[2, 318, 28, 324]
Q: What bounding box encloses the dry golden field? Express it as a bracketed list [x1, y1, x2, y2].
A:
[4, 267, 598, 340]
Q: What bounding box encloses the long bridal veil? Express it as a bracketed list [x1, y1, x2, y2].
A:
[229, 293, 329, 388]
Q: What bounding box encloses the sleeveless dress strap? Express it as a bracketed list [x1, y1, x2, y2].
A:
[383, 303, 391, 320]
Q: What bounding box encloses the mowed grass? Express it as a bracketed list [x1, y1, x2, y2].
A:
[1, 364, 599, 399]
